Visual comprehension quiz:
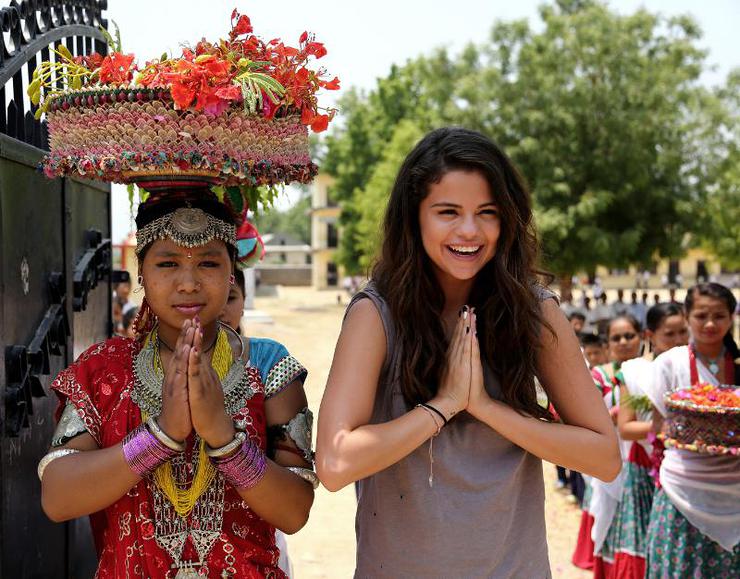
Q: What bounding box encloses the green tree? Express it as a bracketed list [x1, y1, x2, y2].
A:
[355, 120, 425, 270]
[253, 190, 311, 244]
[323, 0, 727, 283]
[693, 70, 740, 269]
[486, 0, 709, 286]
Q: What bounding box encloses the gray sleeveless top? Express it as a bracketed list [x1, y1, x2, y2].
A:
[350, 282, 553, 578]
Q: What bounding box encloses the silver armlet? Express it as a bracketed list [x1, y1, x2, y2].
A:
[37, 449, 81, 481]
[51, 401, 88, 447]
[286, 466, 319, 489]
[285, 408, 314, 463]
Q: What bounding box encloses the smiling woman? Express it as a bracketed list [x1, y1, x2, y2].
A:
[316, 127, 621, 577]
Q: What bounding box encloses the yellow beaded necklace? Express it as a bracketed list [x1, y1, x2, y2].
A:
[144, 326, 233, 518]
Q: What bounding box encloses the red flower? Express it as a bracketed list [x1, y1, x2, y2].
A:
[300, 106, 314, 125]
[231, 10, 253, 38]
[310, 114, 329, 132]
[99, 52, 136, 84]
[262, 94, 278, 119]
[169, 78, 197, 110]
[320, 76, 340, 90]
[74, 52, 104, 71]
[303, 42, 327, 59]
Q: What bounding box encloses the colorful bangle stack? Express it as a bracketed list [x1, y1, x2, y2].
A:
[210, 436, 267, 490]
[122, 423, 178, 478]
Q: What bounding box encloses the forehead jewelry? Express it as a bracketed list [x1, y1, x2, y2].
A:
[187, 250, 192, 259]
[136, 207, 236, 254]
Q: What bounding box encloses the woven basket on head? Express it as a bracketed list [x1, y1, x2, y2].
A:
[42, 87, 317, 186]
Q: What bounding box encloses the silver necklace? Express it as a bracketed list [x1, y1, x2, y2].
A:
[697, 348, 724, 375]
[131, 329, 254, 417]
[130, 327, 253, 576]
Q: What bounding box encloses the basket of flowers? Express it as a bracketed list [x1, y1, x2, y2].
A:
[28, 10, 339, 189]
[661, 384, 740, 456]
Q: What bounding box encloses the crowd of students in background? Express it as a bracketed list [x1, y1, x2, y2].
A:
[557, 282, 739, 578]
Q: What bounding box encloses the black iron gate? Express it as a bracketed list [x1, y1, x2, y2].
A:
[0, 2, 114, 577]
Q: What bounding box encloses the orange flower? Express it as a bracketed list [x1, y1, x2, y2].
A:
[231, 10, 253, 38]
[99, 52, 136, 84]
[320, 76, 340, 90]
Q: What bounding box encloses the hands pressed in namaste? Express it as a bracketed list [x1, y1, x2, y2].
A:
[157, 317, 234, 447]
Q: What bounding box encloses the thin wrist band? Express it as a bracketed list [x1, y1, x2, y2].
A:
[420, 402, 448, 426]
[416, 404, 442, 435]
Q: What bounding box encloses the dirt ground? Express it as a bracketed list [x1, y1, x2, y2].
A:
[250, 286, 590, 579]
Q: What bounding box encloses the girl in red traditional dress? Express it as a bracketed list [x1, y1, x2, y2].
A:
[38, 192, 316, 578]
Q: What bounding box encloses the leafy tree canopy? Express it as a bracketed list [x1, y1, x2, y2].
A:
[322, 0, 737, 276]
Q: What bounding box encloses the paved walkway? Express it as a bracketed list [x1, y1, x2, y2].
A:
[251, 287, 590, 578]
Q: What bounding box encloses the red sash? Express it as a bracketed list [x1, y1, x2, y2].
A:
[688, 343, 733, 386]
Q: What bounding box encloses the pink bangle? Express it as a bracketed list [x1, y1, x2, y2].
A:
[122, 424, 177, 478]
[211, 437, 267, 490]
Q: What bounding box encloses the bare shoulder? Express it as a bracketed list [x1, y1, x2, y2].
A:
[342, 297, 387, 353]
[321, 296, 387, 421]
[539, 297, 570, 346]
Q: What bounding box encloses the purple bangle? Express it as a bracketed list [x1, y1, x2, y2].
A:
[122, 424, 177, 478]
[211, 437, 267, 490]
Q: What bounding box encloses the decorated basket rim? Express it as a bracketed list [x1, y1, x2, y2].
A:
[44, 85, 304, 118]
[44, 97, 317, 187]
[664, 384, 739, 414]
[659, 434, 739, 456]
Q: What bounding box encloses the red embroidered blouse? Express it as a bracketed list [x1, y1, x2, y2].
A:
[51, 337, 285, 578]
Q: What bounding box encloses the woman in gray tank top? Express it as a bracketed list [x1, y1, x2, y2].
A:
[316, 127, 621, 578]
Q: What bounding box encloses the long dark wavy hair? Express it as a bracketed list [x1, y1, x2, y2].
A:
[372, 127, 554, 420]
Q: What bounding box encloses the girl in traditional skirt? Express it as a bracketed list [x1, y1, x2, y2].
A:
[643, 282, 740, 578]
[316, 127, 621, 577]
[609, 303, 688, 578]
[573, 315, 642, 573]
[38, 192, 317, 578]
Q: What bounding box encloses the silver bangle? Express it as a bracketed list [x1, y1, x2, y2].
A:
[206, 430, 246, 458]
[146, 417, 186, 452]
[37, 448, 81, 481]
[286, 466, 320, 489]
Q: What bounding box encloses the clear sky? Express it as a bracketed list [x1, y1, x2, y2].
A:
[108, 0, 739, 243]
